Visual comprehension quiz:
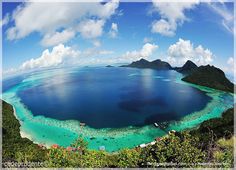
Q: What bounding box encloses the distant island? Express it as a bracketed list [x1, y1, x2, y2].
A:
[121, 58, 172, 70]
[106, 65, 114, 67]
[121, 58, 234, 93]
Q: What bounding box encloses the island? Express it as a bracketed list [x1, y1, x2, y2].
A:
[121, 58, 234, 93]
[106, 65, 114, 67]
[174, 60, 198, 74]
[121, 58, 172, 70]
[182, 65, 234, 93]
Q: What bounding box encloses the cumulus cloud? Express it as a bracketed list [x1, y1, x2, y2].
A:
[151, 19, 175, 36]
[41, 29, 75, 47]
[4, 43, 117, 75]
[6, 0, 119, 45]
[151, 0, 198, 36]
[77, 19, 105, 39]
[122, 43, 158, 61]
[80, 43, 158, 65]
[20, 44, 80, 70]
[167, 38, 213, 66]
[109, 23, 118, 38]
[0, 13, 10, 27]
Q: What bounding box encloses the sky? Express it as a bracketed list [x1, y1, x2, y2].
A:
[1, 0, 234, 79]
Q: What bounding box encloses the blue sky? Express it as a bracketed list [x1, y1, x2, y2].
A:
[1, 1, 234, 78]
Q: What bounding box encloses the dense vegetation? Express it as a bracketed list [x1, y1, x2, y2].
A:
[121, 58, 172, 70]
[190, 108, 234, 168]
[121, 58, 234, 93]
[174, 60, 198, 74]
[182, 65, 234, 93]
[2, 100, 234, 168]
[2, 100, 47, 167]
[191, 108, 234, 141]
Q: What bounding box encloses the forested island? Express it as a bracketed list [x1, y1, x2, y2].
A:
[182, 65, 234, 93]
[122, 59, 234, 93]
[121, 58, 172, 70]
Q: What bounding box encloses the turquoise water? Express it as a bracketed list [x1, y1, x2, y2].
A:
[2, 67, 234, 152]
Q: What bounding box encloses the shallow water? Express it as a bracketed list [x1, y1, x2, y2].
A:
[2, 67, 234, 152]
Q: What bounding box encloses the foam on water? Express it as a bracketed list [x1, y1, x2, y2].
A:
[2, 68, 234, 152]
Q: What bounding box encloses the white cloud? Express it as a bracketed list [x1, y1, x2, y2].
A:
[92, 40, 101, 47]
[143, 37, 153, 43]
[83, 48, 114, 57]
[109, 22, 118, 38]
[6, 0, 119, 45]
[41, 29, 75, 47]
[167, 38, 213, 66]
[151, 19, 175, 36]
[99, 50, 114, 55]
[151, 0, 198, 36]
[0, 13, 10, 27]
[3, 68, 18, 76]
[20, 44, 80, 70]
[4, 43, 116, 75]
[227, 57, 234, 66]
[77, 19, 105, 39]
[208, 2, 233, 34]
[122, 43, 158, 61]
[97, 0, 119, 19]
[225, 57, 235, 76]
[80, 43, 158, 65]
[194, 45, 213, 65]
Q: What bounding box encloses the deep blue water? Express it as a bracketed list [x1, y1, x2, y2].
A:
[6, 67, 212, 129]
[2, 75, 26, 92]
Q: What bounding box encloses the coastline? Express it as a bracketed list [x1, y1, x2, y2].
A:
[2, 90, 234, 168]
[1, 67, 234, 152]
[3, 99, 52, 149]
[2, 87, 234, 152]
[12, 105, 22, 125]
[19, 130, 51, 149]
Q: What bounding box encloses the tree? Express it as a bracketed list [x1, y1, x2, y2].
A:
[212, 137, 234, 168]
[116, 149, 141, 168]
[140, 132, 206, 168]
[70, 137, 88, 152]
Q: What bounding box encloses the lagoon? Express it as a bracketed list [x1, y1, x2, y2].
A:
[2, 67, 234, 152]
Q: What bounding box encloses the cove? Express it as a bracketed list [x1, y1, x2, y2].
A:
[16, 67, 211, 128]
[2, 67, 234, 152]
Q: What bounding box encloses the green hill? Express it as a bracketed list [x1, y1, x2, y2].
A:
[121, 58, 172, 70]
[182, 65, 234, 93]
